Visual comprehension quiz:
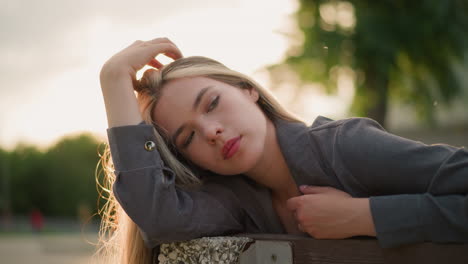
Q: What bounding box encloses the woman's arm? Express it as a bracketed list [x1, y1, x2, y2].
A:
[100, 39, 245, 248]
[336, 118, 468, 247]
[107, 123, 245, 248]
[288, 117, 468, 248]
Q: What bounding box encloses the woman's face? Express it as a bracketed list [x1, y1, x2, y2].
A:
[153, 76, 268, 175]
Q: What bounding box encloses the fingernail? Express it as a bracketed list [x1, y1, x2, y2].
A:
[300, 185, 308, 190]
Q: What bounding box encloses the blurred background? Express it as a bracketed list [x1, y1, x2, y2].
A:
[1, 0, 467, 263]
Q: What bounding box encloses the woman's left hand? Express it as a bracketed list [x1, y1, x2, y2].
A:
[286, 186, 376, 239]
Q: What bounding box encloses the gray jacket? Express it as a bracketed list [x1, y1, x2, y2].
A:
[107, 116, 468, 249]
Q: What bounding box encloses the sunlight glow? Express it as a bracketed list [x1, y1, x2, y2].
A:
[300, 67, 355, 122]
[319, 1, 356, 31]
[0, 0, 352, 150]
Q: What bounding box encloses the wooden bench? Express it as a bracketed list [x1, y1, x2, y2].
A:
[155, 233, 468, 264]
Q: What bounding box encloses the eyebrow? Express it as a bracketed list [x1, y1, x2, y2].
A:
[171, 86, 213, 145]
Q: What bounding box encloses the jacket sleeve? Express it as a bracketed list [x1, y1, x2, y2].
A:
[336, 118, 468, 248]
[107, 123, 245, 248]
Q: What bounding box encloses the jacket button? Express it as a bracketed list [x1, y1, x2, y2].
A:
[144, 141, 156, 151]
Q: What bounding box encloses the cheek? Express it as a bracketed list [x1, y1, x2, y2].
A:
[218, 97, 255, 123]
[185, 142, 217, 167]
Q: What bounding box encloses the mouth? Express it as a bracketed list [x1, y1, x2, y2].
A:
[222, 136, 242, 160]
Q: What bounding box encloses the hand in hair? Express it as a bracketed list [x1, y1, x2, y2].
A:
[100, 37, 183, 80]
[100, 37, 182, 127]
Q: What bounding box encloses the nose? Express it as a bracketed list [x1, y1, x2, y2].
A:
[202, 122, 223, 144]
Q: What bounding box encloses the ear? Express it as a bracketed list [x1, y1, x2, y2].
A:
[242, 87, 259, 103]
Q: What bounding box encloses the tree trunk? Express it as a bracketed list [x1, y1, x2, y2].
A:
[364, 67, 389, 127]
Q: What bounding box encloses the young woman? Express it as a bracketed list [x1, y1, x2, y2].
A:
[97, 38, 468, 263]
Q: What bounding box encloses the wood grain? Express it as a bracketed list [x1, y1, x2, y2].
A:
[234, 233, 468, 264]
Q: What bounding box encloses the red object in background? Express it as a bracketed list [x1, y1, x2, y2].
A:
[30, 209, 44, 232]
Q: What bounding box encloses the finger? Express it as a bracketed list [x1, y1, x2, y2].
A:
[298, 223, 304, 232]
[164, 49, 183, 60]
[286, 196, 303, 211]
[165, 51, 183, 59]
[148, 37, 174, 44]
[145, 43, 183, 60]
[148, 58, 163, 69]
[147, 38, 183, 59]
[299, 185, 334, 194]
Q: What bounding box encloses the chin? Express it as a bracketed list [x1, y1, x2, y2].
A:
[237, 144, 264, 175]
[211, 149, 262, 176]
[215, 160, 251, 175]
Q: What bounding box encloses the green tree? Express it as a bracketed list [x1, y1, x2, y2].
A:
[6, 144, 47, 214]
[44, 133, 102, 216]
[275, 0, 468, 126]
[1, 133, 103, 217]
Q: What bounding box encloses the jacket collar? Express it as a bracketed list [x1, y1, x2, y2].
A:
[274, 118, 309, 188]
[274, 117, 325, 189]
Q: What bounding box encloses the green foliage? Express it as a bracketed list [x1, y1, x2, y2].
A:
[278, 0, 468, 125]
[0, 134, 104, 217]
[3, 144, 45, 214]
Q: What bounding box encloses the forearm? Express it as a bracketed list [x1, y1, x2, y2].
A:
[99, 38, 182, 128]
[107, 120, 245, 248]
[370, 193, 468, 248]
[100, 66, 142, 127]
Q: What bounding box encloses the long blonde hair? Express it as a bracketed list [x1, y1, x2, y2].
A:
[95, 56, 303, 263]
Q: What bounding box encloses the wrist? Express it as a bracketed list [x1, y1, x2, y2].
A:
[100, 62, 134, 86]
[351, 198, 376, 237]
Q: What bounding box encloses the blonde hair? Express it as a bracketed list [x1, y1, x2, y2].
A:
[95, 56, 303, 263]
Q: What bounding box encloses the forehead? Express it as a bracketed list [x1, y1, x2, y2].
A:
[162, 76, 216, 102]
[153, 76, 219, 134]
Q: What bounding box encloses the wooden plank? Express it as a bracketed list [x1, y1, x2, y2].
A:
[382, 242, 468, 264]
[154, 234, 468, 264]
[234, 233, 468, 264]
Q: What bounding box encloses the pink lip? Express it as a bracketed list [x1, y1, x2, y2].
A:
[222, 136, 241, 160]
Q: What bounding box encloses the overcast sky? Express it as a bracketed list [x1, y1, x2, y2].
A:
[2, 0, 322, 150]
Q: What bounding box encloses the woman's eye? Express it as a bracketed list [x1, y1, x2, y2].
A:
[181, 96, 219, 149]
[182, 131, 194, 148]
[207, 96, 220, 112]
